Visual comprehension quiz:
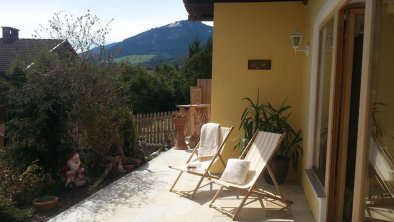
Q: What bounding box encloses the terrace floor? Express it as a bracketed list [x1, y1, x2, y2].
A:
[50, 149, 315, 222]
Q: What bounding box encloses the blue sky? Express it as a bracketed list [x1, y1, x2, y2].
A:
[0, 0, 207, 43]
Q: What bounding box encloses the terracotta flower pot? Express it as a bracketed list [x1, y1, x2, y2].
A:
[33, 196, 59, 212]
[173, 117, 187, 150]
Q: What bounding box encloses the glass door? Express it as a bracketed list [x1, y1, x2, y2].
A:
[363, 1, 394, 221]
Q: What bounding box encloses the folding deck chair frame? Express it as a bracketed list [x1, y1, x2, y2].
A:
[366, 137, 394, 209]
[209, 131, 293, 220]
[168, 125, 233, 199]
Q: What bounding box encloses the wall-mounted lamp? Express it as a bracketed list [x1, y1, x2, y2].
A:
[290, 31, 309, 56]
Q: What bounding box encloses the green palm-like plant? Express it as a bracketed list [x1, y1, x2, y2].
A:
[239, 90, 266, 145]
[238, 92, 302, 170]
[264, 101, 302, 169]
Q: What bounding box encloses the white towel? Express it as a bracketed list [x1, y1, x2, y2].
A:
[198, 123, 221, 158]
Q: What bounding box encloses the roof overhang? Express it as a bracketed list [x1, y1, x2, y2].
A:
[182, 0, 308, 21]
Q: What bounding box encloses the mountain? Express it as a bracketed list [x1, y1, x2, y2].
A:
[105, 20, 213, 65]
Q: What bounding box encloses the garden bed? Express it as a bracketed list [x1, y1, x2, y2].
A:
[30, 144, 166, 222]
[30, 172, 123, 222]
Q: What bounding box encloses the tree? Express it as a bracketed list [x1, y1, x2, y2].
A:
[188, 37, 202, 58]
[0, 12, 142, 204]
[1, 53, 136, 176]
[33, 10, 113, 61]
[183, 37, 212, 86]
[155, 64, 188, 108]
[115, 63, 187, 114]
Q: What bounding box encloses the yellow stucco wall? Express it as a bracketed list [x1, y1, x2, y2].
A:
[211, 1, 326, 221]
[299, 0, 326, 221]
[211, 2, 306, 162]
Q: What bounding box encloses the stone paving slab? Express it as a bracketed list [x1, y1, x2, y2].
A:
[50, 149, 315, 222]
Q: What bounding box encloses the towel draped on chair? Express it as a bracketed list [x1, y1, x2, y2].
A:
[168, 124, 233, 199]
[197, 123, 221, 158]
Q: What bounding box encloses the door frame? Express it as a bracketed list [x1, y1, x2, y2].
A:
[351, 0, 377, 221]
[326, 6, 365, 221]
[306, 0, 379, 220]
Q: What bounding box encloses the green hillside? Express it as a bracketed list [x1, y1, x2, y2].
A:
[101, 20, 212, 65]
[113, 55, 156, 64]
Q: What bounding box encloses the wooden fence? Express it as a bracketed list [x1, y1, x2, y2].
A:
[132, 79, 211, 146]
[196, 79, 211, 104]
[133, 111, 176, 145]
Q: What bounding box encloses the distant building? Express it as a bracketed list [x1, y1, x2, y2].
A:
[0, 26, 76, 76]
[0, 26, 76, 145]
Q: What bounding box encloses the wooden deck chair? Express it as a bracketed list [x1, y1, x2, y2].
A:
[168, 123, 233, 199]
[209, 131, 292, 220]
[367, 137, 394, 204]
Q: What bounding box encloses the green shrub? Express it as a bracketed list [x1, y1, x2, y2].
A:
[0, 161, 54, 205]
[116, 63, 188, 114]
[2, 57, 71, 174]
[2, 53, 137, 178]
[238, 91, 302, 170]
[0, 198, 32, 222]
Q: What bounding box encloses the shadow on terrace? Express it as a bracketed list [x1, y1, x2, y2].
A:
[50, 147, 314, 222]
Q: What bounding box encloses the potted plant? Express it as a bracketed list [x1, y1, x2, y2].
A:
[238, 92, 302, 184]
[172, 111, 188, 149]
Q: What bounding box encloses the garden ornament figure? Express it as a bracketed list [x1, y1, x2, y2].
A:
[61, 151, 86, 188]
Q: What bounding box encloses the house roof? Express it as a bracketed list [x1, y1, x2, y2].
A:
[0, 38, 66, 75]
[182, 0, 308, 21]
